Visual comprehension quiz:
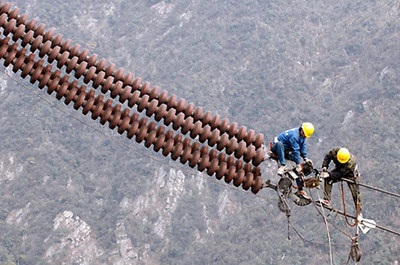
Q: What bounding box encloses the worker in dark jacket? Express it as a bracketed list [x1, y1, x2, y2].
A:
[319, 147, 363, 219]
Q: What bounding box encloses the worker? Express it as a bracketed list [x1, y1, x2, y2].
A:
[271, 122, 314, 197]
[319, 147, 363, 220]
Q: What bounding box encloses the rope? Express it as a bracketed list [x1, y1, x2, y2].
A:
[314, 191, 334, 265]
[341, 181, 357, 227]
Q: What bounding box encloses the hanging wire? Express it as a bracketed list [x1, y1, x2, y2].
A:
[314, 190, 334, 265]
[315, 184, 354, 239]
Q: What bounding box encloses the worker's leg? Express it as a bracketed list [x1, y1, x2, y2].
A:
[272, 141, 286, 166]
[323, 179, 333, 201]
[347, 175, 362, 214]
[323, 170, 341, 201]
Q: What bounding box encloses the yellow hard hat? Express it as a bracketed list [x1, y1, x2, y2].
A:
[301, 122, 314, 138]
[337, 148, 350, 164]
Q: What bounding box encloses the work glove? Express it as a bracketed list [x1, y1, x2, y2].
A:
[320, 171, 330, 179]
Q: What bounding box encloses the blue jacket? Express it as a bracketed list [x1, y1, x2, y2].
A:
[276, 127, 307, 164]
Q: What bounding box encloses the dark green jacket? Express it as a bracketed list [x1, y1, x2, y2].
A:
[322, 147, 356, 178]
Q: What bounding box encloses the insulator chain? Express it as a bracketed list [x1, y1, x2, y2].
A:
[0, 37, 263, 193]
[0, 3, 266, 167]
[0, 2, 265, 193]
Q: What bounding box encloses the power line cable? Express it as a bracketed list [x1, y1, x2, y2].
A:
[342, 177, 400, 199]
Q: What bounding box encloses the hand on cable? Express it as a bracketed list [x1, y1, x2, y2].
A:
[304, 158, 313, 167]
[322, 167, 328, 172]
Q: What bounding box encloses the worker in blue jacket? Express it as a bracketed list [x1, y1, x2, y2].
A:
[271, 122, 314, 197]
